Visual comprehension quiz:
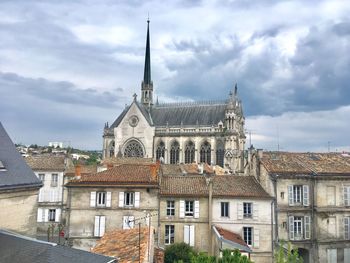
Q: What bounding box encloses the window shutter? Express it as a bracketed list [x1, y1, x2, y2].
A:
[106, 192, 112, 207]
[37, 208, 43, 222]
[179, 200, 185, 218]
[344, 217, 350, 240]
[99, 216, 106, 237]
[194, 200, 200, 219]
[38, 188, 43, 202]
[304, 216, 311, 239]
[55, 209, 61, 223]
[190, 225, 195, 246]
[119, 192, 124, 207]
[44, 209, 49, 222]
[94, 216, 100, 237]
[129, 216, 135, 229]
[253, 203, 258, 220]
[289, 216, 294, 240]
[288, 185, 294, 205]
[123, 216, 129, 229]
[184, 225, 189, 244]
[135, 192, 140, 208]
[303, 185, 309, 206]
[253, 229, 260, 248]
[344, 187, 350, 206]
[237, 202, 243, 220]
[90, 192, 96, 207]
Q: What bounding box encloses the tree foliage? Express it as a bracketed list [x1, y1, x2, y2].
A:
[164, 242, 195, 263]
[275, 241, 303, 263]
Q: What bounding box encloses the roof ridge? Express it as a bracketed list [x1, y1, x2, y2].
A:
[155, 100, 228, 108]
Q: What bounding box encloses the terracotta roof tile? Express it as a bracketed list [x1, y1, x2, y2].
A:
[161, 163, 215, 175]
[262, 152, 350, 175]
[67, 163, 159, 186]
[65, 164, 97, 176]
[92, 227, 151, 263]
[212, 175, 271, 198]
[214, 226, 250, 250]
[102, 157, 154, 165]
[25, 156, 65, 171]
[160, 176, 209, 196]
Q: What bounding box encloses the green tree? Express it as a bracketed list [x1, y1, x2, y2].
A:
[191, 252, 215, 263]
[164, 243, 196, 263]
[275, 242, 303, 263]
[218, 249, 253, 263]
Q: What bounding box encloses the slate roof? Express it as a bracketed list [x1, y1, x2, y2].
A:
[92, 227, 151, 263]
[160, 175, 271, 199]
[0, 122, 42, 190]
[261, 151, 350, 175]
[110, 101, 228, 129]
[151, 102, 227, 126]
[212, 175, 271, 198]
[67, 163, 159, 186]
[0, 229, 116, 263]
[25, 156, 66, 171]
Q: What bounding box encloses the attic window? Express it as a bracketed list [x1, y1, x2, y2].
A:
[0, 161, 6, 171]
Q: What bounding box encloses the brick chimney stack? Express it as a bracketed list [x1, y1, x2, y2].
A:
[150, 163, 159, 181]
[75, 164, 81, 179]
[107, 163, 113, 170]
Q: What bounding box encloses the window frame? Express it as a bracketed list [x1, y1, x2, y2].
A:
[167, 200, 175, 216]
[243, 202, 253, 218]
[48, 209, 56, 222]
[221, 202, 229, 217]
[96, 191, 107, 207]
[51, 174, 58, 187]
[165, 225, 175, 245]
[185, 200, 194, 217]
[124, 192, 135, 207]
[243, 227, 252, 246]
[38, 173, 45, 182]
[293, 185, 302, 204]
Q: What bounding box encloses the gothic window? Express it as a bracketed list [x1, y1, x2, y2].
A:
[200, 141, 211, 164]
[216, 141, 224, 168]
[109, 141, 115, 158]
[123, 140, 144, 158]
[170, 141, 180, 164]
[184, 141, 195, 164]
[156, 141, 165, 160]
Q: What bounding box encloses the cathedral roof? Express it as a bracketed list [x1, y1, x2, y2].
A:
[151, 101, 227, 126]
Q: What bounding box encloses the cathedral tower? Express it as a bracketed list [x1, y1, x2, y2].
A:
[141, 19, 153, 106]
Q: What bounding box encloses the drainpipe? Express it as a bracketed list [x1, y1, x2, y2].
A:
[311, 174, 318, 262]
[66, 186, 72, 246]
[272, 174, 279, 258]
[207, 176, 213, 255]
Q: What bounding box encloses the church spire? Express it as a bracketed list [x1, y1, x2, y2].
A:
[141, 18, 153, 106]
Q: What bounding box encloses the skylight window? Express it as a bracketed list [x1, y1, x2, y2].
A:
[0, 161, 6, 171]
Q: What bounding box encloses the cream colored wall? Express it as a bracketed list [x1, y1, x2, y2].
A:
[114, 103, 155, 158]
[212, 198, 272, 262]
[68, 186, 158, 250]
[159, 197, 209, 252]
[0, 188, 39, 237]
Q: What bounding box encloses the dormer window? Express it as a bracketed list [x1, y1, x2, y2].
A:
[0, 161, 6, 171]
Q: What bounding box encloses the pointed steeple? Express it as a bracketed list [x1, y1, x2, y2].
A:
[141, 18, 153, 106]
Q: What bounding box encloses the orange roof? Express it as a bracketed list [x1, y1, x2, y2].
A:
[261, 152, 350, 175]
[214, 226, 250, 251]
[66, 163, 159, 186]
[92, 227, 151, 263]
[65, 164, 97, 176]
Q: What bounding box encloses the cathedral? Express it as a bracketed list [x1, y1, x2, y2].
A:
[102, 21, 246, 173]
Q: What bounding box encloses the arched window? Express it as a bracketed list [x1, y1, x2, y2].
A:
[200, 141, 211, 164]
[109, 141, 115, 158]
[216, 141, 224, 168]
[170, 141, 180, 164]
[123, 140, 144, 158]
[156, 141, 165, 160]
[184, 141, 195, 164]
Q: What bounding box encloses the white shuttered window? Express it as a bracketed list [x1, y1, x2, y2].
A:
[94, 216, 106, 237]
[119, 192, 124, 207]
[90, 192, 96, 207]
[179, 200, 185, 218]
[184, 225, 195, 246]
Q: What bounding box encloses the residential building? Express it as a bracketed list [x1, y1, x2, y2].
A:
[0, 229, 116, 263]
[65, 162, 159, 251]
[159, 164, 273, 262]
[25, 155, 68, 241]
[211, 175, 273, 263]
[256, 151, 350, 263]
[0, 122, 42, 237]
[102, 20, 246, 173]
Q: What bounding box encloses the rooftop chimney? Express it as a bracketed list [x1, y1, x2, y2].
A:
[150, 163, 159, 181]
[107, 163, 114, 170]
[75, 164, 81, 179]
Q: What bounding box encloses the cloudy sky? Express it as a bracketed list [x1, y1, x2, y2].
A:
[0, 0, 350, 152]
